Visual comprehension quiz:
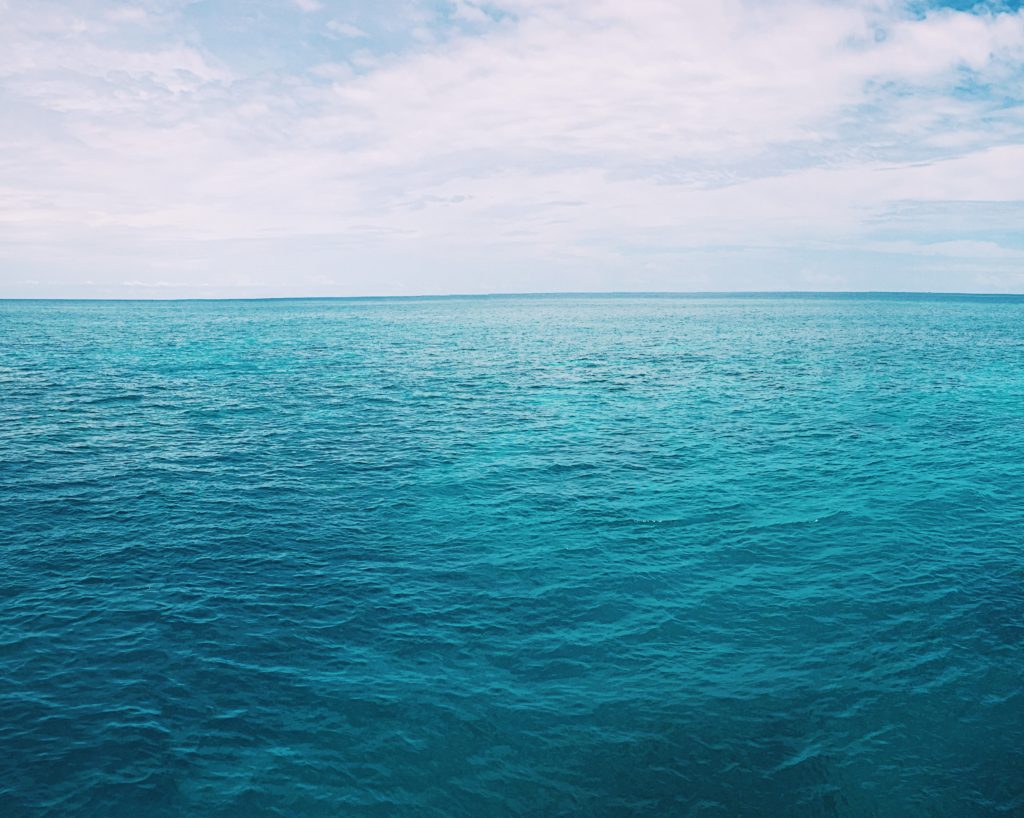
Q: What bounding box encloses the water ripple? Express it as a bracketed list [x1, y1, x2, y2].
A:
[1, 294, 1023, 816]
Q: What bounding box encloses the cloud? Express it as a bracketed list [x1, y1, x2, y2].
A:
[326, 21, 369, 38]
[291, 0, 324, 12]
[867, 239, 1024, 259]
[1, 0, 1023, 296]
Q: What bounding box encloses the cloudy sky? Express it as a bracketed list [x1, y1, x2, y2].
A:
[2, 0, 1024, 297]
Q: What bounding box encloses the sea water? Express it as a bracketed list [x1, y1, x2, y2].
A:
[1, 294, 1022, 816]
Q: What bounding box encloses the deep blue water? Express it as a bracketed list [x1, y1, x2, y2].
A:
[2, 294, 1023, 817]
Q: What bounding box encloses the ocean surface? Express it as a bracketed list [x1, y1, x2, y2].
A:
[1, 293, 1022, 817]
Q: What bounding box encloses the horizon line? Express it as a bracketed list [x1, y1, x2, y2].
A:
[3, 289, 1024, 303]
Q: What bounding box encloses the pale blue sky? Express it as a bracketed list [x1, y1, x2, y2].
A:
[2, 0, 1023, 297]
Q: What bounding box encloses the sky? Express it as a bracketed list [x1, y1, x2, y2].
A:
[1, 0, 1024, 297]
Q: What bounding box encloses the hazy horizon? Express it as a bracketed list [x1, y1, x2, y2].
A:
[5, 288, 1024, 302]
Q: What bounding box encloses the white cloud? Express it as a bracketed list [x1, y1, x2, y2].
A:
[883, 240, 1024, 258]
[450, 1, 491, 23]
[1, 0, 1024, 296]
[326, 21, 369, 38]
[291, 0, 324, 12]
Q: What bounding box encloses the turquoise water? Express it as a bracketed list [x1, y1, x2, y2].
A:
[1, 293, 1022, 817]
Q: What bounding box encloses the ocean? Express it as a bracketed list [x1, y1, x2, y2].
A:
[1, 293, 1022, 816]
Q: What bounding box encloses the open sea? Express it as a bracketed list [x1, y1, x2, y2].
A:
[1, 293, 1023, 817]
